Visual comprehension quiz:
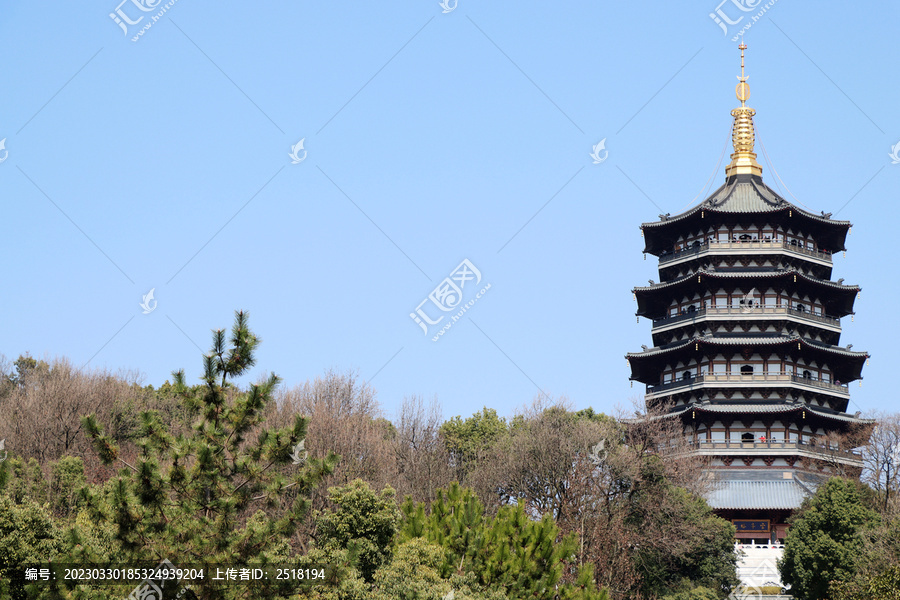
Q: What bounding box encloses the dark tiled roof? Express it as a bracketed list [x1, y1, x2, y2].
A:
[660, 403, 874, 424]
[626, 335, 867, 360]
[706, 479, 816, 510]
[641, 176, 851, 229]
[632, 269, 860, 293]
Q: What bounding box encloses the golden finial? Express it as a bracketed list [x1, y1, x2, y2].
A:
[736, 41, 750, 106]
[725, 41, 763, 178]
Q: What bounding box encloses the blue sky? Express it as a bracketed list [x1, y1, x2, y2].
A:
[1, 1, 897, 424]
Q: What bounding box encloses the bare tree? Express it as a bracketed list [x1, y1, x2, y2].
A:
[862, 412, 900, 514]
[0, 356, 145, 467]
[392, 394, 451, 504]
[273, 369, 396, 494]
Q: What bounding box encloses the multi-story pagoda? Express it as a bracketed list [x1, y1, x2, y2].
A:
[625, 45, 872, 561]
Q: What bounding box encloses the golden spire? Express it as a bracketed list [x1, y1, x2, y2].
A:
[725, 41, 763, 178]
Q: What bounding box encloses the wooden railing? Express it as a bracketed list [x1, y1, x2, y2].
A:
[652, 305, 840, 328]
[646, 372, 849, 395]
[659, 239, 833, 265]
[690, 439, 862, 459]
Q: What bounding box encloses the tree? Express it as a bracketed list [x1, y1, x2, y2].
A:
[393, 395, 451, 504]
[78, 310, 338, 600]
[440, 407, 507, 482]
[0, 354, 149, 468]
[0, 495, 63, 600]
[779, 478, 880, 600]
[478, 398, 604, 521]
[625, 475, 738, 597]
[832, 564, 900, 600]
[272, 369, 398, 535]
[370, 538, 452, 600]
[397, 482, 608, 600]
[312, 479, 400, 583]
[864, 413, 900, 514]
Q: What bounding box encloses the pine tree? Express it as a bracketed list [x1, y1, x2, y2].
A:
[77, 310, 338, 600]
[398, 482, 608, 600]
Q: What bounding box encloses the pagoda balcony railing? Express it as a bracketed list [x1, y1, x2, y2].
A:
[658, 239, 833, 265]
[645, 372, 850, 396]
[651, 305, 841, 329]
[688, 439, 863, 460]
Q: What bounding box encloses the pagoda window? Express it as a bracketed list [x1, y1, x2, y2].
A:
[796, 303, 806, 312]
[740, 365, 754, 375]
[741, 432, 754, 443]
[802, 370, 813, 379]
[682, 371, 693, 381]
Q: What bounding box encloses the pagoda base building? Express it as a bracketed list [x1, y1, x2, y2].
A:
[625, 44, 872, 590]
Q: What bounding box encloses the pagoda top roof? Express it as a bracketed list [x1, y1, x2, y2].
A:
[640, 175, 852, 255]
[642, 175, 849, 229]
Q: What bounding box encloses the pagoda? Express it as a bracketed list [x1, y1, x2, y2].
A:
[625, 44, 872, 564]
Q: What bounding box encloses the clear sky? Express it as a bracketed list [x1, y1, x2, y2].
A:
[1, 1, 897, 424]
